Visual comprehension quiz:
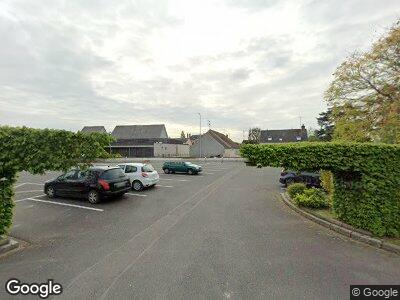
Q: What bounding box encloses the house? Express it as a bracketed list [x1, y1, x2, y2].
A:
[260, 125, 308, 143]
[108, 124, 186, 158]
[81, 126, 107, 134]
[189, 129, 240, 158]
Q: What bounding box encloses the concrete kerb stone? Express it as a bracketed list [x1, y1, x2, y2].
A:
[0, 236, 19, 256]
[280, 193, 399, 255]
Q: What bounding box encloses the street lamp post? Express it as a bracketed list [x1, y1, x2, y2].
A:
[198, 113, 202, 158]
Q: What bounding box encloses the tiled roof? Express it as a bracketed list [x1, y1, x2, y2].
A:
[260, 128, 308, 143]
[81, 126, 107, 134]
[207, 130, 240, 149]
[111, 125, 168, 139]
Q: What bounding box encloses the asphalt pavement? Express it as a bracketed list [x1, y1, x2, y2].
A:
[0, 161, 399, 299]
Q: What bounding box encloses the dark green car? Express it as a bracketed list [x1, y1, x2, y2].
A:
[162, 161, 202, 175]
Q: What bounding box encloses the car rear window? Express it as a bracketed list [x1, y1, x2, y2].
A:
[142, 164, 155, 172]
[100, 168, 125, 180]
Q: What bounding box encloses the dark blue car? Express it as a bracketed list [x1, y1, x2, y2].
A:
[279, 168, 321, 187]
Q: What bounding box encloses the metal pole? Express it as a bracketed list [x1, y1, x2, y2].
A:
[198, 113, 202, 158]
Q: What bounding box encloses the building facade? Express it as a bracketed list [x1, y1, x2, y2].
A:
[154, 143, 190, 158]
[189, 130, 240, 158]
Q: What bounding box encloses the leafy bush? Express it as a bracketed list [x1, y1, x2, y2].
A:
[0, 126, 114, 235]
[287, 183, 307, 199]
[294, 188, 329, 209]
[320, 170, 334, 205]
[240, 142, 400, 236]
[320, 170, 333, 194]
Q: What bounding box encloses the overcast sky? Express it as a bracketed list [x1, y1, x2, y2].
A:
[0, 0, 399, 141]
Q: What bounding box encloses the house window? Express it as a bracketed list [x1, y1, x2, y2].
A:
[279, 138, 283, 141]
[296, 137, 301, 141]
[268, 137, 272, 141]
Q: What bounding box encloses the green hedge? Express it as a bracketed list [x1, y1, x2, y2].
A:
[0, 126, 114, 235]
[287, 183, 307, 199]
[240, 142, 400, 237]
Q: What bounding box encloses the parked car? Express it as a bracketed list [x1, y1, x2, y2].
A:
[118, 163, 159, 191]
[44, 166, 131, 204]
[279, 168, 321, 187]
[162, 161, 202, 175]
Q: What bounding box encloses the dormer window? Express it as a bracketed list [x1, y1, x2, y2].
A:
[268, 137, 272, 141]
[279, 138, 283, 141]
[296, 137, 301, 141]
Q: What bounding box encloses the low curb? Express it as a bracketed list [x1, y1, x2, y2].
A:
[280, 193, 400, 255]
[0, 236, 19, 256]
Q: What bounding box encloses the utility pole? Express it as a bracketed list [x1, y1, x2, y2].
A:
[198, 113, 202, 158]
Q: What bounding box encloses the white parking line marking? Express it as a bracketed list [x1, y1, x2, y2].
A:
[24, 198, 104, 212]
[15, 195, 43, 203]
[15, 183, 27, 188]
[23, 182, 43, 186]
[15, 189, 43, 194]
[156, 185, 174, 188]
[126, 193, 147, 197]
[205, 169, 224, 172]
[203, 172, 214, 175]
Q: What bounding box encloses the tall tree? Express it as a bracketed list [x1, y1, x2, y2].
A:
[314, 108, 334, 141]
[248, 127, 261, 144]
[325, 21, 400, 143]
[180, 131, 186, 139]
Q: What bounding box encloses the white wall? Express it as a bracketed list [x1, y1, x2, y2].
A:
[154, 143, 190, 157]
[189, 133, 225, 157]
[224, 148, 240, 158]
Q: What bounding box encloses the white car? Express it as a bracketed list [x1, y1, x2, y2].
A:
[117, 163, 159, 191]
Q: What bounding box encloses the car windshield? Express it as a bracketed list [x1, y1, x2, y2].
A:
[142, 164, 155, 172]
[100, 168, 125, 180]
[185, 162, 194, 165]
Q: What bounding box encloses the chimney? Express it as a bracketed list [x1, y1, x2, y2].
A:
[301, 124, 305, 131]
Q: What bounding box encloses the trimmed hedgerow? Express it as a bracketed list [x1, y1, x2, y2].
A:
[240, 142, 400, 237]
[0, 126, 114, 235]
[287, 183, 307, 199]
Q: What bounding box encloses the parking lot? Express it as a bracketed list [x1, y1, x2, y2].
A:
[1, 161, 399, 299]
[9, 161, 240, 244]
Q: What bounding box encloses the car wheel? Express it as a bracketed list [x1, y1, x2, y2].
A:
[88, 190, 100, 204]
[164, 168, 170, 174]
[46, 186, 56, 198]
[286, 178, 295, 187]
[188, 169, 193, 175]
[132, 180, 144, 191]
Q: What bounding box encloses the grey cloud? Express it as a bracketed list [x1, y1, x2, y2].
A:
[301, 0, 400, 25]
[230, 69, 253, 81]
[226, 0, 281, 11]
